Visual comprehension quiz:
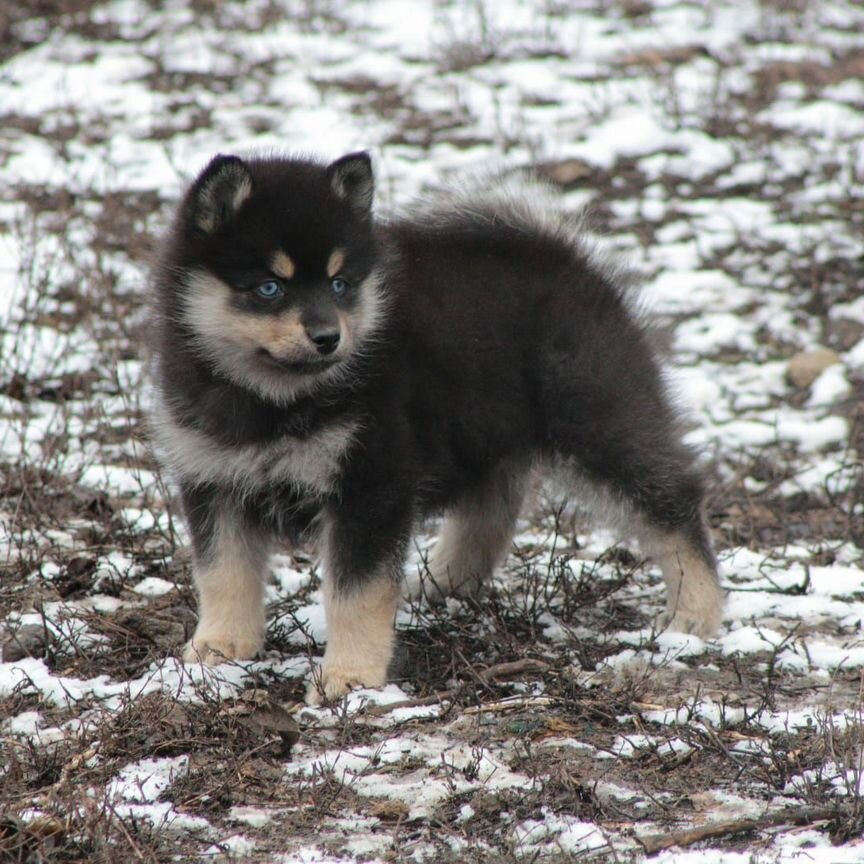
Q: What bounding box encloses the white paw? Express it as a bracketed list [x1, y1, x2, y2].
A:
[662, 603, 723, 639]
[402, 572, 447, 605]
[305, 661, 387, 705]
[183, 632, 262, 665]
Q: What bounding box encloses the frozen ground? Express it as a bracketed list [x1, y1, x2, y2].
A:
[1, 0, 863, 861]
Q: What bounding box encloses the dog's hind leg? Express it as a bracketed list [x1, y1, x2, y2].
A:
[181, 486, 271, 664]
[541, 331, 723, 637]
[561, 452, 723, 638]
[565, 440, 723, 638]
[414, 464, 530, 604]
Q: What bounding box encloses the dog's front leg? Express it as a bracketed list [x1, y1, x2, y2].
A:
[306, 503, 409, 704]
[181, 486, 271, 665]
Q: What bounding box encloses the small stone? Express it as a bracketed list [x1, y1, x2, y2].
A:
[114, 610, 187, 649]
[369, 799, 410, 821]
[225, 694, 301, 753]
[787, 348, 841, 388]
[1, 625, 52, 662]
[538, 159, 592, 187]
[469, 791, 505, 820]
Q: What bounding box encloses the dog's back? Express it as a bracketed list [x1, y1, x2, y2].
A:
[372, 184, 682, 505]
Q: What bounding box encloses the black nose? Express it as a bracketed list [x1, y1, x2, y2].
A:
[307, 326, 341, 355]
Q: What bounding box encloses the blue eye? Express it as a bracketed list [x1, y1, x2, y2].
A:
[331, 277, 349, 296]
[254, 280, 283, 300]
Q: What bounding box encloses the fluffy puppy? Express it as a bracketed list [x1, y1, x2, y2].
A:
[149, 152, 724, 703]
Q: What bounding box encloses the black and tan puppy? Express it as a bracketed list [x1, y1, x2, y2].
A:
[150, 151, 724, 703]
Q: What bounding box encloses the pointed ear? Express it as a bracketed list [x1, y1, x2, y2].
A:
[328, 151, 374, 213]
[188, 154, 252, 234]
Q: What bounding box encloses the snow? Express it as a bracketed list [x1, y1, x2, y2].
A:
[132, 576, 177, 596]
[204, 834, 257, 857]
[108, 755, 190, 804]
[513, 813, 609, 855]
[286, 730, 530, 821]
[228, 806, 274, 828]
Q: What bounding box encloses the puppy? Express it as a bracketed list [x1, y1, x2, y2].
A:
[149, 151, 723, 703]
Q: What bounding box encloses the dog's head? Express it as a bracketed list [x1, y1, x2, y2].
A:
[169, 152, 384, 402]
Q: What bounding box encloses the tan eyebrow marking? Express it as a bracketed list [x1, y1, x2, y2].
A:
[271, 251, 296, 280]
[327, 248, 346, 278]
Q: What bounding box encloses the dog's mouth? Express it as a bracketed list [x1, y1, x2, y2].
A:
[257, 350, 341, 375]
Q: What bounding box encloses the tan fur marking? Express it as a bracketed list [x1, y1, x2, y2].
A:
[206, 306, 307, 358]
[271, 251, 296, 280]
[307, 573, 399, 704]
[184, 511, 269, 665]
[639, 528, 724, 638]
[259, 312, 306, 356]
[306, 521, 400, 703]
[327, 248, 345, 278]
[335, 309, 353, 352]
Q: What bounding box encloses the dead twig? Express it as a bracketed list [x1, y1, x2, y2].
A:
[364, 658, 552, 717]
[637, 806, 837, 854]
[463, 696, 555, 715]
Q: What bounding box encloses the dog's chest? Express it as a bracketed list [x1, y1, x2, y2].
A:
[153, 411, 356, 497]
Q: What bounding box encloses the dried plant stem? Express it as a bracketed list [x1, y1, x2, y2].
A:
[365, 658, 552, 716]
[637, 806, 836, 854]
